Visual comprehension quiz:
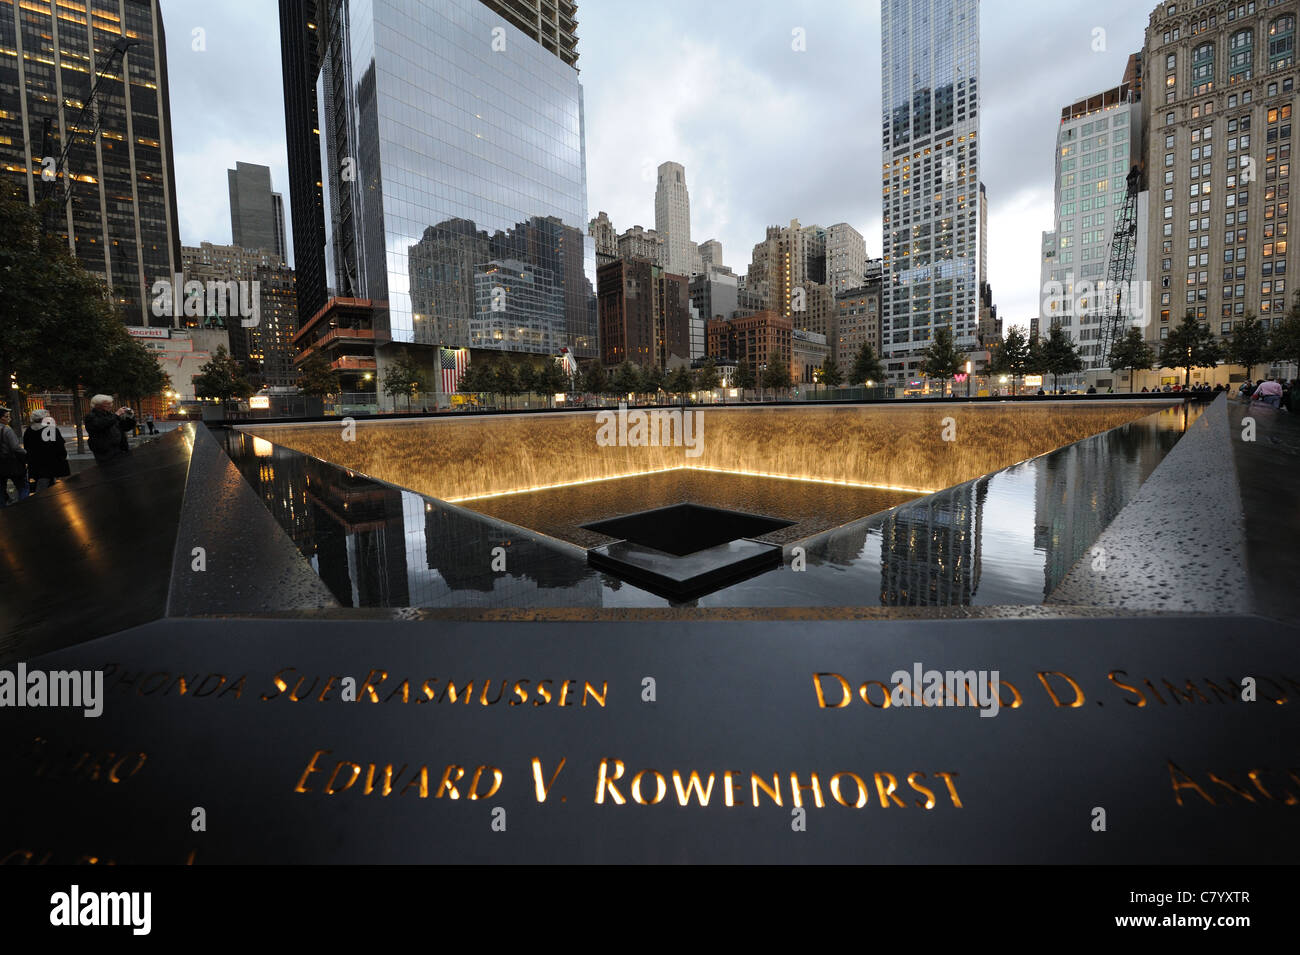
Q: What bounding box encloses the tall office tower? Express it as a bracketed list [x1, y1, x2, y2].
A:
[880, 0, 981, 383]
[1143, 2, 1297, 358]
[1041, 83, 1146, 372]
[589, 211, 618, 265]
[655, 161, 692, 275]
[229, 161, 287, 261]
[698, 239, 724, 270]
[0, 0, 180, 324]
[825, 223, 867, 293]
[279, 0, 327, 324]
[299, 0, 596, 403]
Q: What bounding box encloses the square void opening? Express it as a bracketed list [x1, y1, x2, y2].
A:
[583, 503, 793, 556]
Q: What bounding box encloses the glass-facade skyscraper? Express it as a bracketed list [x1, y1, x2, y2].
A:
[880, 0, 980, 381]
[305, 0, 595, 378]
[0, 0, 180, 325]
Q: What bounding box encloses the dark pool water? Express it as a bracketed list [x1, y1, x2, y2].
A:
[222, 404, 1197, 609]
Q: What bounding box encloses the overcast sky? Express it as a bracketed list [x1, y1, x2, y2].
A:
[161, 0, 1155, 328]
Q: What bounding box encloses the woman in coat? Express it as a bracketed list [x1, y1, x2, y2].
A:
[23, 408, 71, 491]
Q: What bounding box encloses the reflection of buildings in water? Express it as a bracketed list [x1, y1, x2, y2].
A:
[1033, 418, 1169, 596]
[421, 504, 597, 599]
[879, 478, 986, 606]
[224, 431, 600, 608]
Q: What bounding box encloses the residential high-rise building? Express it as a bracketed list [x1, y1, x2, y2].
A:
[834, 281, 882, 365]
[747, 219, 825, 316]
[0, 0, 181, 324]
[880, 0, 981, 382]
[1042, 83, 1147, 373]
[229, 162, 287, 262]
[655, 161, 692, 275]
[979, 182, 989, 287]
[1143, 2, 1297, 363]
[279, 0, 327, 323]
[296, 0, 597, 407]
[825, 223, 867, 293]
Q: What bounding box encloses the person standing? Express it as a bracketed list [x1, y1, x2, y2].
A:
[84, 394, 127, 465]
[0, 406, 29, 506]
[23, 409, 70, 492]
[145, 412, 156, 435]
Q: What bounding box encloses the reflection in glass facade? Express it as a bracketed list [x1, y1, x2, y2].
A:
[313, 0, 596, 358]
[880, 0, 980, 371]
[0, 0, 181, 324]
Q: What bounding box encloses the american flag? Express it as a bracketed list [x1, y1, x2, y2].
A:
[440, 347, 469, 393]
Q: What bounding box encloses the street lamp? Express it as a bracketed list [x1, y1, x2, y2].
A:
[965, 360, 972, 399]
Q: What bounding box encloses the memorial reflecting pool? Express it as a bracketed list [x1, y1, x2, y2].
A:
[225, 401, 1195, 608]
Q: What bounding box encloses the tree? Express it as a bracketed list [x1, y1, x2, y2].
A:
[1267, 301, 1300, 376]
[537, 361, 567, 406]
[639, 364, 666, 402]
[1025, 334, 1047, 387]
[493, 361, 521, 409]
[1224, 313, 1269, 380]
[99, 336, 170, 418]
[2, 184, 136, 449]
[918, 326, 964, 396]
[989, 325, 1029, 393]
[193, 345, 254, 413]
[458, 359, 492, 398]
[818, 357, 843, 390]
[297, 351, 342, 397]
[1159, 310, 1222, 387]
[381, 350, 427, 410]
[697, 358, 720, 393]
[734, 358, 756, 400]
[516, 362, 537, 397]
[613, 361, 641, 398]
[667, 365, 694, 404]
[1108, 327, 1156, 392]
[1042, 324, 1084, 392]
[850, 341, 885, 388]
[579, 362, 609, 397]
[761, 350, 791, 398]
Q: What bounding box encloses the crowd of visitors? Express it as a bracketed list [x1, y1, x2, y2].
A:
[0, 395, 148, 506]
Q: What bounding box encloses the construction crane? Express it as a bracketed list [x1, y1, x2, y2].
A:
[1098, 165, 1142, 366]
[38, 38, 138, 235]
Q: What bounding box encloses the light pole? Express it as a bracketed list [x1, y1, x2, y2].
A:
[965, 360, 972, 399]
